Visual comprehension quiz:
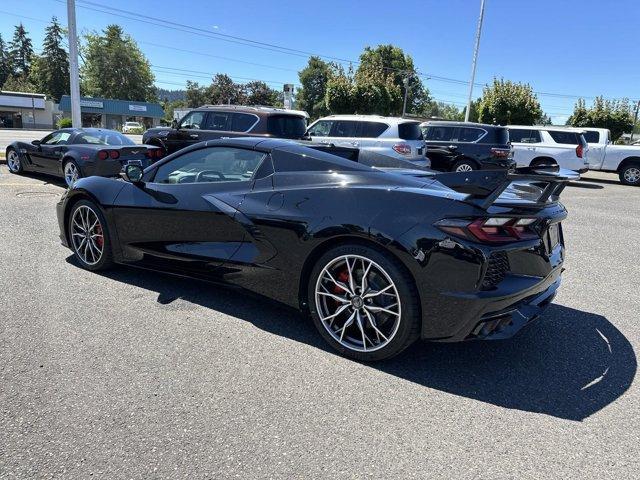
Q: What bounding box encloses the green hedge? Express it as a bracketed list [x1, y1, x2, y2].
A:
[57, 118, 72, 128]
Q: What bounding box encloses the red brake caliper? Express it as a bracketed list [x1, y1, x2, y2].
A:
[333, 269, 349, 294]
[94, 224, 104, 248]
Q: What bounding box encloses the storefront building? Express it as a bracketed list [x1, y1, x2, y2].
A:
[59, 96, 164, 130]
[0, 91, 57, 129]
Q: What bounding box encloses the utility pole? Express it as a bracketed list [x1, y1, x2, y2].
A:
[464, 0, 486, 122]
[67, 0, 82, 128]
[630, 100, 640, 143]
[402, 74, 411, 118]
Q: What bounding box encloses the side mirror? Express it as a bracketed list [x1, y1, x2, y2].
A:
[123, 164, 144, 184]
[171, 119, 179, 129]
[31, 139, 41, 146]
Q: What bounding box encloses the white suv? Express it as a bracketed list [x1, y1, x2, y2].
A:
[122, 121, 143, 133]
[306, 115, 428, 165]
[508, 125, 589, 172]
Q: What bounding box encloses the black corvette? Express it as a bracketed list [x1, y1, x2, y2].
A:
[6, 128, 163, 187]
[56, 137, 574, 361]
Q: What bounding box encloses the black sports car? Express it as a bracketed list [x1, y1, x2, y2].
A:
[56, 137, 574, 361]
[6, 128, 163, 187]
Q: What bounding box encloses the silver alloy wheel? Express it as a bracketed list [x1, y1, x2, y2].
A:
[315, 254, 402, 353]
[455, 163, 473, 172]
[64, 162, 79, 186]
[7, 150, 20, 172]
[70, 205, 104, 266]
[623, 167, 640, 184]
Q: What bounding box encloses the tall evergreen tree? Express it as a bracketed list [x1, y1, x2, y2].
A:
[0, 33, 11, 88]
[32, 17, 69, 102]
[81, 25, 156, 101]
[8, 23, 34, 77]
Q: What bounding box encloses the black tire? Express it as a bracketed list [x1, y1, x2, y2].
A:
[451, 159, 477, 172]
[307, 244, 420, 361]
[67, 199, 114, 271]
[6, 148, 23, 174]
[619, 162, 640, 186]
[62, 159, 82, 187]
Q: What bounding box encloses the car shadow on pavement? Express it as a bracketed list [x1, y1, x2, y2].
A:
[567, 181, 604, 190]
[78, 260, 636, 423]
[6, 171, 67, 188]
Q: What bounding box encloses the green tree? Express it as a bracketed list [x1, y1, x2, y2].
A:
[81, 25, 155, 101]
[245, 80, 279, 106]
[185, 80, 207, 108]
[8, 23, 33, 77]
[31, 17, 69, 102]
[477, 79, 542, 125]
[2, 74, 37, 92]
[422, 101, 464, 121]
[567, 96, 634, 141]
[0, 34, 11, 88]
[324, 66, 354, 114]
[205, 74, 245, 104]
[297, 56, 333, 119]
[354, 45, 426, 115]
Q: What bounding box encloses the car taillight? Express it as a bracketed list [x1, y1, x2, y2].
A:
[392, 143, 412, 155]
[109, 150, 120, 159]
[491, 148, 511, 159]
[436, 217, 538, 243]
[576, 144, 583, 158]
[97, 150, 109, 160]
[146, 149, 164, 159]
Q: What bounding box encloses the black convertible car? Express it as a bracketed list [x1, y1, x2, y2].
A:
[6, 128, 163, 186]
[56, 137, 574, 361]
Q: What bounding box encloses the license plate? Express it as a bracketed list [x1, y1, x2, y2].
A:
[547, 223, 560, 250]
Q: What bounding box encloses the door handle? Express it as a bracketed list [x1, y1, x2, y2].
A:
[350, 141, 359, 147]
[447, 145, 457, 150]
[189, 134, 199, 139]
[527, 147, 536, 151]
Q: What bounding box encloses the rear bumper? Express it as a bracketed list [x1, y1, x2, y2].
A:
[426, 265, 563, 342]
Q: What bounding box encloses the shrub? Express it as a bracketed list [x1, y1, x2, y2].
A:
[57, 117, 72, 128]
[125, 126, 144, 134]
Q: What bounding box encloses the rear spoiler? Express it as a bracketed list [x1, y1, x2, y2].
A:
[432, 165, 579, 210]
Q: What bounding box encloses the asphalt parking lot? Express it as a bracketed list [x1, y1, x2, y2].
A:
[0, 165, 638, 479]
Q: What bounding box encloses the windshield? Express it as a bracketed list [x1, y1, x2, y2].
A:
[75, 131, 136, 146]
[267, 115, 307, 138]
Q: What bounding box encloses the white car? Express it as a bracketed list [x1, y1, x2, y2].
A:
[122, 121, 143, 133]
[508, 126, 589, 172]
[579, 128, 640, 185]
[306, 115, 428, 166]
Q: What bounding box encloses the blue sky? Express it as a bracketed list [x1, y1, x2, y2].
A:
[1, 0, 638, 124]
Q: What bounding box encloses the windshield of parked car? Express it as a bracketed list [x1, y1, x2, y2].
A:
[74, 131, 136, 146]
[267, 115, 307, 138]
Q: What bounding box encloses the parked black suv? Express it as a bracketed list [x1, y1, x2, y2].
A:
[143, 105, 309, 154]
[422, 121, 514, 172]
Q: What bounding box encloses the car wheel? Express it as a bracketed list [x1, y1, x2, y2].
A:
[619, 163, 640, 186]
[63, 159, 82, 187]
[68, 200, 114, 271]
[6, 148, 23, 174]
[452, 159, 476, 172]
[308, 244, 420, 361]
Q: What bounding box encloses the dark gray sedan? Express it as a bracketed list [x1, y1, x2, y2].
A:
[6, 128, 163, 186]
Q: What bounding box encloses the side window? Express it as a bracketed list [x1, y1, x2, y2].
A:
[425, 126, 454, 142]
[179, 111, 206, 130]
[508, 129, 530, 143]
[153, 147, 266, 184]
[457, 127, 486, 143]
[307, 120, 333, 137]
[360, 121, 388, 138]
[583, 130, 600, 143]
[204, 112, 231, 131]
[231, 113, 258, 132]
[332, 120, 359, 137]
[43, 131, 71, 145]
[548, 131, 579, 145]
